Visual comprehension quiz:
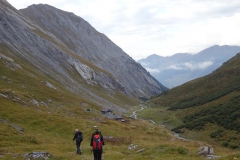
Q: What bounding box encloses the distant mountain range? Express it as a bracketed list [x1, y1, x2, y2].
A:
[138, 45, 240, 88]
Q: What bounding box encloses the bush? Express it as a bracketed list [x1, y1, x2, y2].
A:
[210, 132, 217, 138]
[229, 144, 239, 149]
[29, 136, 38, 144]
[222, 142, 229, 147]
[177, 147, 188, 155]
[210, 129, 223, 139]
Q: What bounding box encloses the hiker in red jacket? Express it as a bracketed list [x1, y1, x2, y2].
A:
[90, 128, 104, 160]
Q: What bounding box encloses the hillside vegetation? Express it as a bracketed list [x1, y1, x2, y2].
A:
[145, 52, 240, 151]
[1, 1, 239, 159]
[1, 43, 238, 159]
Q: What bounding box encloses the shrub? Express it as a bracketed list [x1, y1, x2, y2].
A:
[29, 136, 38, 144]
[177, 147, 188, 155]
[229, 144, 239, 149]
[210, 132, 217, 138]
[222, 142, 229, 147]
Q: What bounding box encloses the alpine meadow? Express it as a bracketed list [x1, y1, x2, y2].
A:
[0, 0, 240, 159]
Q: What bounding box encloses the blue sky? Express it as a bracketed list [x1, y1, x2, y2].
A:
[7, 0, 240, 60]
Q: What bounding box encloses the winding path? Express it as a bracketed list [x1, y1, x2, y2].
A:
[130, 106, 144, 119]
[130, 104, 190, 141]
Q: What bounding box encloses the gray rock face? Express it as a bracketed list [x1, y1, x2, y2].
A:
[0, 0, 166, 112]
[197, 146, 214, 157]
[0, 119, 24, 132]
[0, 53, 22, 69]
[19, 4, 166, 98]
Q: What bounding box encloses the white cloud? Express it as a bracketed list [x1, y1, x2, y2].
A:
[168, 65, 185, 70]
[145, 68, 160, 73]
[168, 61, 213, 70]
[7, 0, 240, 60]
[185, 61, 213, 70]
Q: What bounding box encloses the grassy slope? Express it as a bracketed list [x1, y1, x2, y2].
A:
[0, 2, 238, 159]
[142, 53, 240, 151]
[1, 46, 239, 159]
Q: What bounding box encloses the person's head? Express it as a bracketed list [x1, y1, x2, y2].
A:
[75, 129, 78, 132]
[94, 127, 99, 134]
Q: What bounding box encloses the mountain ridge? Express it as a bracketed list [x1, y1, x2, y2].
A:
[0, 0, 167, 113]
[18, 3, 166, 99]
[138, 45, 240, 88]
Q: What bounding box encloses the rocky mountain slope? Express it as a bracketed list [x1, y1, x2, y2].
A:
[19, 4, 167, 98]
[0, 0, 166, 112]
[138, 45, 240, 88]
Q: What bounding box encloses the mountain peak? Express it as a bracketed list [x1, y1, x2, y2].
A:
[1, 0, 166, 105]
[138, 45, 240, 88]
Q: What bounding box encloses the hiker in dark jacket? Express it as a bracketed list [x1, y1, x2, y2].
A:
[90, 128, 104, 160]
[73, 129, 83, 155]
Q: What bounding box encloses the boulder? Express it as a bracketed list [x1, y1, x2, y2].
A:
[23, 152, 50, 159]
[197, 146, 214, 157]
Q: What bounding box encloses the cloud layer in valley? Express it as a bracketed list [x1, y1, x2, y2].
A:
[146, 60, 214, 74]
[168, 61, 214, 71]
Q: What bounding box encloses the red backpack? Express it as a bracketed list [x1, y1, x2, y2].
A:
[93, 134, 103, 150]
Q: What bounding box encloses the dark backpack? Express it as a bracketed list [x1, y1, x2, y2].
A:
[93, 134, 102, 150]
[77, 132, 83, 142]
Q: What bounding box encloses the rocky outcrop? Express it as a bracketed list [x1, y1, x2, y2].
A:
[197, 146, 220, 159]
[23, 152, 50, 160]
[0, 119, 24, 132]
[0, 53, 22, 69]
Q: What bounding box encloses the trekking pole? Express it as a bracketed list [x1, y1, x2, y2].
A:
[91, 149, 93, 159]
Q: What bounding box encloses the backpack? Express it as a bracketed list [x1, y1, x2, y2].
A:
[77, 132, 83, 142]
[93, 134, 102, 150]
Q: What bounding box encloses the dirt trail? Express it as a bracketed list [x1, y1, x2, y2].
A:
[130, 106, 144, 119]
[131, 104, 191, 141]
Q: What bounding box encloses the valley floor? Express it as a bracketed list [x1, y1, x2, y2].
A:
[0, 100, 239, 160]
